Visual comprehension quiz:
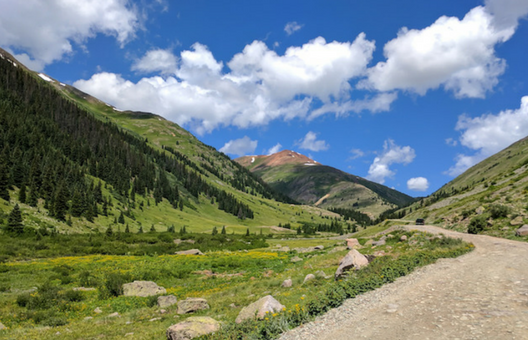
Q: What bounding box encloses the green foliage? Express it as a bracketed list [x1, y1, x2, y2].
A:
[100, 272, 130, 299]
[5, 203, 23, 234]
[468, 215, 487, 234]
[489, 204, 510, 219]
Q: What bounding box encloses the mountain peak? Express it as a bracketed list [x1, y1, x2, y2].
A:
[235, 150, 318, 169]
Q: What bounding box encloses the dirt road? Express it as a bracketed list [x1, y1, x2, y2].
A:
[279, 225, 528, 340]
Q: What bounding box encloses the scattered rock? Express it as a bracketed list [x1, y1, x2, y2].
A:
[373, 251, 386, 257]
[229, 303, 237, 308]
[476, 206, 485, 215]
[174, 249, 203, 255]
[123, 281, 167, 297]
[73, 287, 96, 291]
[160, 309, 167, 314]
[150, 317, 162, 322]
[290, 256, 303, 263]
[335, 249, 369, 279]
[173, 239, 182, 245]
[303, 274, 316, 283]
[400, 235, 407, 241]
[511, 216, 524, 226]
[314, 245, 324, 250]
[0, 322, 6, 330]
[515, 224, 528, 237]
[276, 246, 290, 252]
[235, 295, 285, 324]
[345, 238, 360, 249]
[84, 317, 93, 321]
[94, 307, 103, 314]
[292, 246, 324, 253]
[166, 316, 220, 340]
[281, 279, 292, 288]
[177, 298, 210, 314]
[108, 312, 120, 318]
[315, 270, 327, 278]
[364, 239, 373, 246]
[158, 295, 178, 308]
[372, 239, 386, 246]
[329, 246, 347, 253]
[386, 234, 394, 239]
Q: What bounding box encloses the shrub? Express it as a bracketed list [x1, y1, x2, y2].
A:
[468, 216, 487, 234]
[489, 204, 510, 219]
[78, 270, 98, 287]
[100, 272, 130, 299]
[63, 289, 84, 302]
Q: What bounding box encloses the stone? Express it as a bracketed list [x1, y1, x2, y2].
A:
[364, 239, 373, 246]
[123, 281, 167, 297]
[345, 238, 360, 249]
[73, 287, 96, 291]
[281, 279, 292, 288]
[515, 225, 528, 237]
[400, 235, 407, 241]
[315, 270, 327, 278]
[334, 249, 369, 279]
[158, 295, 178, 308]
[150, 317, 162, 322]
[235, 295, 285, 324]
[84, 317, 93, 321]
[173, 239, 182, 245]
[329, 246, 347, 253]
[373, 251, 386, 257]
[160, 309, 167, 314]
[372, 239, 386, 246]
[290, 256, 303, 263]
[94, 307, 103, 314]
[386, 234, 394, 239]
[177, 298, 210, 314]
[476, 206, 485, 215]
[174, 249, 203, 255]
[108, 312, 120, 318]
[314, 245, 324, 250]
[0, 322, 6, 330]
[511, 216, 524, 226]
[276, 246, 290, 252]
[166, 316, 220, 340]
[303, 274, 316, 283]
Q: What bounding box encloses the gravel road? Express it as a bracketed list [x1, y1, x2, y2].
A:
[279, 225, 528, 340]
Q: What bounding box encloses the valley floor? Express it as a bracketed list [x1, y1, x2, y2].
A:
[279, 225, 528, 340]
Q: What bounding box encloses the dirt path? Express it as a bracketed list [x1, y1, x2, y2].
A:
[279, 225, 528, 340]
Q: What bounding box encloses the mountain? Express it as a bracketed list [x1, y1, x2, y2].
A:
[399, 136, 528, 239]
[0, 48, 339, 235]
[235, 150, 414, 218]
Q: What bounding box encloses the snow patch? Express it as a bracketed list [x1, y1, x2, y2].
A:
[60, 83, 66, 87]
[251, 157, 255, 163]
[0, 54, 4, 59]
[13, 62, 17, 67]
[38, 73, 53, 82]
[304, 163, 317, 166]
[113, 107, 124, 112]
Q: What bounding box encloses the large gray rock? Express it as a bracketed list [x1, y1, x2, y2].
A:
[235, 295, 285, 324]
[166, 316, 220, 340]
[511, 216, 524, 226]
[158, 295, 178, 308]
[281, 279, 292, 288]
[123, 281, 166, 297]
[290, 256, 303, 263]
[516, 224, 528, 236]
[175, 249, 203, 255]
[372, 239, 386, 246]
[177, 298, 210, 314]
[334, 249, 369, 279]
[303, 274, 315, 284]
[345, 238, 360, 249]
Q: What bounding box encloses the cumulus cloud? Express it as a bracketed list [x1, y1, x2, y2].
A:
[309, 92, 397, 120]
[75, 35, 378, 134]
[132, 49, 178, 74]
[266, 143, 282, 155]
[284, 21, 303, 35]
[407, 177, 430, 191]
[0, 0, 138, 71]
[296, 132, 329, 152]
[349, 148, 365, 160]
[219, 136, 258, 157]
[447, 96, 528, 176]
[367, 140, 416, 184]
[361, 5, 518, 98]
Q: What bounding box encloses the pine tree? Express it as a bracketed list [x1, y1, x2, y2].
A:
[19, 182, 27, 204]
[150, 224, 156, 233]
[212, 226, 218, 235]
[125, 224, 130, 233]
[118, 211, 125, 224]
[221, 225, 226, 235]
[70, 189, 83, 217]
[245, 228, 250, 237]
[6, 204, 23, 234]
[0, 160, 10, 202]
[105, 225, 113, 236]
[138, 226, 144, 233]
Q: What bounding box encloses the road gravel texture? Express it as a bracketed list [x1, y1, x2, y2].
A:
[279, 225, 528, 340]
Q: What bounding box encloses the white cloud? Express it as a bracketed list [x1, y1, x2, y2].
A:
[75, 35, 377, 134]
[362, 5, 516, 98]
[349, 148, 365, 160]
[0, 0, 138, 71]
[485, 0, 528, 29]
[445, 138, 458, 147]
[132, 49, 178, 74]
[367, 140, 416, 184]
[284, 21, 303, 35]
[308, 92, 397, 120]
[219, 136, 258, 157]
[266, 143, 282, 155]
[407, 177, 430, 191]
[296, 132, 329, 152]
[447, 95, 528, 176]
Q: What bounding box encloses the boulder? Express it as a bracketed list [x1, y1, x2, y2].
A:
[166, 316, 220, 340]
[290, 256, 303, 263]
[281, 279, 292, 288]
[73, 287, 96, 291]
[108, 312, 120, 318]
[123, 281, 166, 297]
[476, 206, 485, 215]
[400, 235, 407, 241]
[276, 246, 290, 252]
[315, 270, 327, 278]
[345, 238, 360, 249]
[235, 295, 285, 324]
[314, 245, 324, 250]
[515, 225, 528, 237]
[94, 307, 103, 314]
[334, 249, 369, 279]
[303, 274, 315, 283]
[364, 239, 373, 246]
[511, 216, 524, 226]
[177, 298, 210, 314]
[175, 249, 203, 255]
[158, 295, 178, 308]
[372, 239, 386, 247]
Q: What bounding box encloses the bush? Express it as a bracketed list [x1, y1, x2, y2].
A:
[489, 204, 510, 219]
[78, 270, 98, 287]
[100, 272, 130, 299]
[468, 216, 487, 234]
[63, 289, 84, 302]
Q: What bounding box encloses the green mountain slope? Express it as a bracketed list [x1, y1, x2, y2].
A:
[0, 48, 337, 235]
[236, 150, 414, 218]
[400, 136, 528, 240]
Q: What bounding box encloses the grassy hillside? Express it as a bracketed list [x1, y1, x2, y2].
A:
[396, 136, 528, 241]
[237, 152, 414, 219]
[0, 48, 338, 236]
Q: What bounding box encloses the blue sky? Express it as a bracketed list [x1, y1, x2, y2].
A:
[2, 0, 528, 197]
